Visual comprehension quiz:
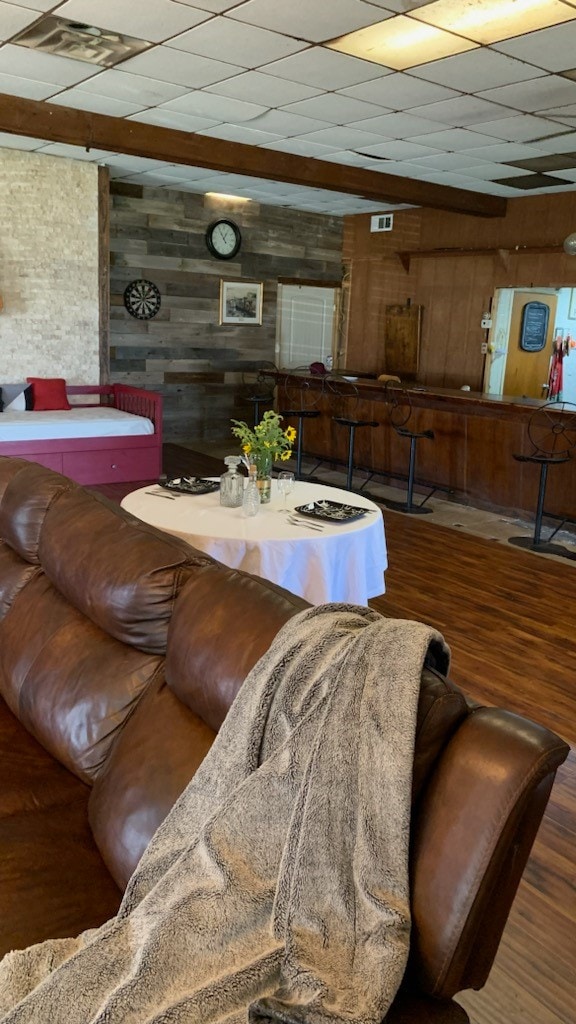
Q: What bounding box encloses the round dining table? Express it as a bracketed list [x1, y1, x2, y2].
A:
[121, 479, 387, 606]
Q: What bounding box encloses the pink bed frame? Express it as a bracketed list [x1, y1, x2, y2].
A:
[0, 384, 163, 485]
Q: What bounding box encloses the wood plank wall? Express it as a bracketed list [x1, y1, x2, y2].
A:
[109, 183, 343, 442]
[343, 192, 576, 389]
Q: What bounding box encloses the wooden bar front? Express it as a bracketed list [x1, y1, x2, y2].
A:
[273, 373, 576, 522]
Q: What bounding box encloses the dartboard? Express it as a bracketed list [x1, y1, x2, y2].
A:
[123, 279, 161, 320]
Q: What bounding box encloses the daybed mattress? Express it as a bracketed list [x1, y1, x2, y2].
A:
[0, 408, 154, 442]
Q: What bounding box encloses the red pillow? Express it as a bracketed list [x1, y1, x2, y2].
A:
[26, 377, 71, 411]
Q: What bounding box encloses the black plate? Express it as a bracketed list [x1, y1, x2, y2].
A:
[160, 476, 220, 495]
[294, 499, 368, 523]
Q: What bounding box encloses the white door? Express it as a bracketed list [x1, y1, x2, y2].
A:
[276, 284, 339, 369]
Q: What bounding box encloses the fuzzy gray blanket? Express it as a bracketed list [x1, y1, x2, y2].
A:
[0, 604, 449, 1024]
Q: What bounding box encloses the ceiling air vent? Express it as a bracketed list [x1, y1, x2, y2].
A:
[11, 16, 152, 67]
[370, 213, 394, 233]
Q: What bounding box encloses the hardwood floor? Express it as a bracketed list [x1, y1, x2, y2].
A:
[103, 445, 575, 1024]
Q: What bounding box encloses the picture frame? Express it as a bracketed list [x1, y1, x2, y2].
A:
[219, 280, 263, 325]
[568, 288, 576, 319]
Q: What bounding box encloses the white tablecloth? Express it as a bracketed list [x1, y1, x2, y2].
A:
[121, 480, 387, 605]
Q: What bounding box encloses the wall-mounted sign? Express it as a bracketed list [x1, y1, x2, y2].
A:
[519, 301, 549, 352]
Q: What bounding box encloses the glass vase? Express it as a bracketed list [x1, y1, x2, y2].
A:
[253, 451, 273, 503]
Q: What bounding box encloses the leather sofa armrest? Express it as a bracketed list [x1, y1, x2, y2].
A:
[407, 707, 569, 998]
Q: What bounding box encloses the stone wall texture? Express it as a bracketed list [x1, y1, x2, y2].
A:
[0, 148, 100, 384]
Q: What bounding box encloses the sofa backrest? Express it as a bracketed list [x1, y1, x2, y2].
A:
[0, 457, 216, 781]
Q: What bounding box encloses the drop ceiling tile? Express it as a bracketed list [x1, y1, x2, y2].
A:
[354, 139, 442, 159]
[457, 142, 550, 161]
[409, 48, 547, 92]
[50, 89, 145, 117]
[360, 160, 440, 178]
[235, 109, 332, 135]
[260, 137, 340, 156]
[346, 111, 447, 138]
[293, 125, 395, 149]
[228, 0, 387, 43]
[495, 172, 573, 189]
[406, 151, 486, 170]
[479, 75, 576, 112]
[529, 130, 576, 152]
[465, 114, 570, 143]
[169, 17, 306, 67]
[0, 131, 46, 148]
[493, 22, 576, 73]
[0, 71, 59, 99]
[161, 90, 267, 121]
[120, 46, 242, 88]
[408, 96, 512, 128]
[205, 70, 322, 105]
[0, 43, 99, 85]
[55, 0, 211, 44]
[510, 153, 576, 171]
[35, 143, 112, 160]
[407, 127, 520, 150]
[0, 2, 39, 39]
[340, 72, 458, 109]
[546, 168, 576, 181]
[535, 104, 576, 128]
[140, 163, 222, 180]
[119, 173, 192, 186]
[127, 108, 221, 132]
[401, 170, 487, 189]
[197, 123, 283, 144]
[104, 155, 173, 172]
[74, 69, 188, 106]
[457, 163, 530, 180]
[281, 93, 389, 123]
[454, 180, 520, 196]
[259, 47, 383, 89]
[175, 1, 248, 11]
[319, 149, 384, 165]
[7, 0, 58, 9]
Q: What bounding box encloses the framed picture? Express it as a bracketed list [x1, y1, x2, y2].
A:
[220, 280, 263, 325]
[568, 288, 576, 319]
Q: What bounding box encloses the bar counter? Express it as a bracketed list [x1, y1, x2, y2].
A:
[273, 372, 576, 522]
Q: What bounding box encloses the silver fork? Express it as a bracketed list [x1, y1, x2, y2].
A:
[287, 515, 324, 532]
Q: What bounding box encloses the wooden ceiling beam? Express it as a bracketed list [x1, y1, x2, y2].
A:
[0, 94, 507, 218]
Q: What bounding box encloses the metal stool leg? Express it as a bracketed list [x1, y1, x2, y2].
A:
[406, 435, 417, 509]
[294, 415, 304, 478]
[533, 462, 548, 546]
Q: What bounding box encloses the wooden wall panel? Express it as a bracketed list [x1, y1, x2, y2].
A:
[344, 192, 576, 389]
[109, 184, 343, 442]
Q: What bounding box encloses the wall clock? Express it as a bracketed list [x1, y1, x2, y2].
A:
[205, 219, 242, 260]
[124, 279, 161, 320]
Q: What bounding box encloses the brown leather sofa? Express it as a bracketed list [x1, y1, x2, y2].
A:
[0, 455, 569, 1023]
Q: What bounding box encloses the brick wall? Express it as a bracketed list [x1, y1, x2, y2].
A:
[0, 148, 100, 383]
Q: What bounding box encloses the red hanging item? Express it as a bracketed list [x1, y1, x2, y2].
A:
[548, 337, 565, 400]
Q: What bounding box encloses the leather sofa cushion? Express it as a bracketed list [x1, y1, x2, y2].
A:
[0, 460, 75, 564]
[165, 564, 308, 732]
[89, 678, 217, 889]
[0, 542, 40, 621]
[0, 574, 164, 783]
[39, 488, 215, 654]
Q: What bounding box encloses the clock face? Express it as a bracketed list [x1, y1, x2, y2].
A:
[206, 219, 241, 260]
[124, 279, 161, 320]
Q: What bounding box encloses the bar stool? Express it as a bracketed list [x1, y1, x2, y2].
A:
[508, 452, 572, 554]
[333, 417, 379, 491]
[508, 401, 576, 557]
[280, 408, 320, 479]
[380, 385, 435, 514]
[243, 364, 276, 426]
[246, 392, 273, 427]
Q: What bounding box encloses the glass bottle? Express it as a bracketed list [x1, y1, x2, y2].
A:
[242, 464, 261, 517]
[219, 455, 243, 508]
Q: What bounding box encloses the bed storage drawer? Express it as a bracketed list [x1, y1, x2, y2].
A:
[62, 448, 159, 484]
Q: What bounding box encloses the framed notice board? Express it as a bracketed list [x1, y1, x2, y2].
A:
[519, 302, 549, 352]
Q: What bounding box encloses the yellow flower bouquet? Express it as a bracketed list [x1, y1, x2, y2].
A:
[231, 410, 296, 465]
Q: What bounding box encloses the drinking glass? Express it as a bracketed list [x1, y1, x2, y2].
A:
[277, 471, 295, 510]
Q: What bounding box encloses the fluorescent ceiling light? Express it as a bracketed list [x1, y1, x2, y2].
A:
[412, 0, 576, 45]
[328, 16, 478, 71]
